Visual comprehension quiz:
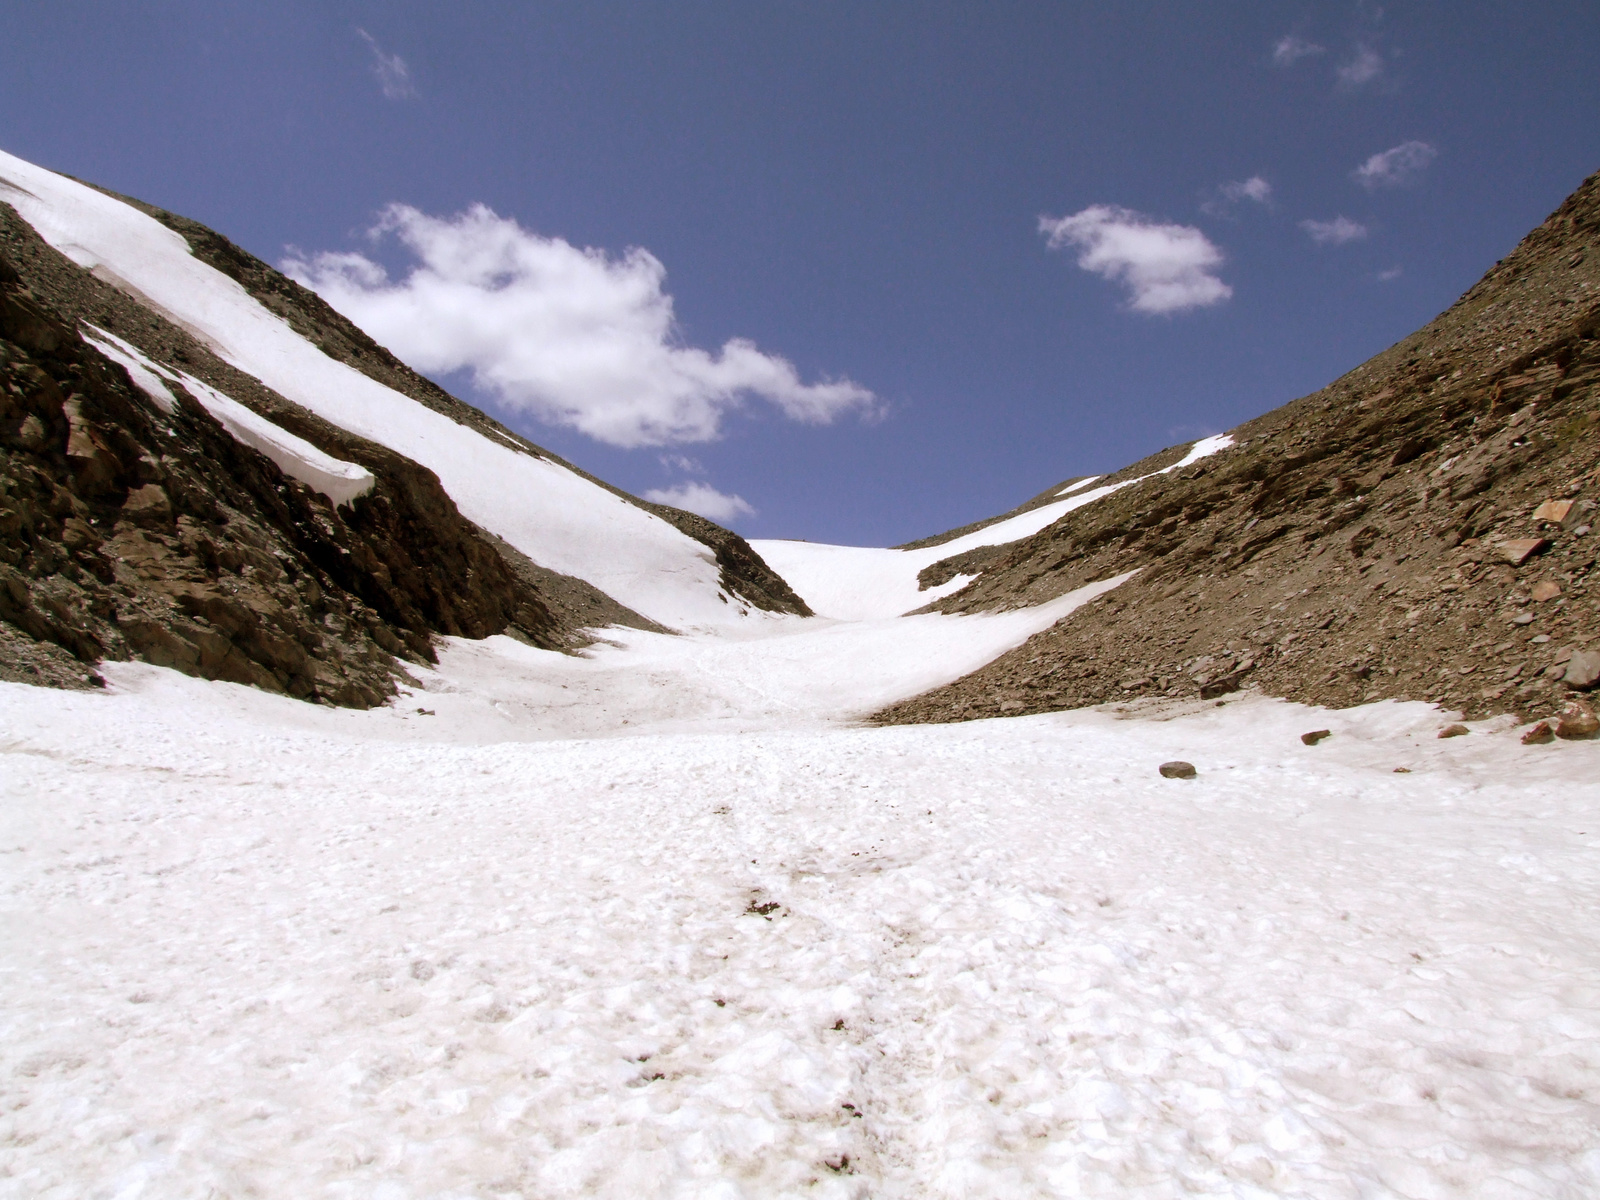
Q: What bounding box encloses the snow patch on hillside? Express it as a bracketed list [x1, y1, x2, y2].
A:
[86, 328, 376, 507]
[754, 435, 1234, 620]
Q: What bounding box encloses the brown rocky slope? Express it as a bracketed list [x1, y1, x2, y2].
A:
[877, 168, 1600, 728]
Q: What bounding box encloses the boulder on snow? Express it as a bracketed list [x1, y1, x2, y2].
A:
[1562, 650, 1600, 690]
[1158, 760, 1197, 779]
[1521, 720, 1555, 745]
[1301, 729, 1331, 745]
[1437, 724, 1469, 738]
[1555, 699, 1600, 740]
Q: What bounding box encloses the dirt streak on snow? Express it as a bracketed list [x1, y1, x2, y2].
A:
[3, 672, 1599, 1199]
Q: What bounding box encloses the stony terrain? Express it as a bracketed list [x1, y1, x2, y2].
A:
[879, 169, 1600, 728]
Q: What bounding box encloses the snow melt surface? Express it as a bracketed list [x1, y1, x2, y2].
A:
[753, 434, 1234, 620]
[5, 666, 1599, 1199]
[0, 150, 739, 630]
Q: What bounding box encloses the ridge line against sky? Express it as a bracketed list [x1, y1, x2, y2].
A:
[2, 3, 1596, 544]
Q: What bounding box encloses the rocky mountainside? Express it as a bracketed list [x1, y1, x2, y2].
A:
[878, 168, 1600, 728]
[0, 164, 804, 704]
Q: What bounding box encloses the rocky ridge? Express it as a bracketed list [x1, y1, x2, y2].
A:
[877, 168, 1600, 728]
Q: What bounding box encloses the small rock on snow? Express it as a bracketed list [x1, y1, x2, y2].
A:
[1522, 720, 1556, 745]
[1438, 724, 1470, 738]
[1159, 761, 1197, 779]
[1301, 730, 1332, 745]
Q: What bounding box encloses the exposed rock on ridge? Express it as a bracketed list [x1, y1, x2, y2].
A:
[877, 169, 1600, 727]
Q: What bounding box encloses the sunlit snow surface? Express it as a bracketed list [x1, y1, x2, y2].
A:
[6, 650, 1600, 1198]
[754, 435, 1234, 620]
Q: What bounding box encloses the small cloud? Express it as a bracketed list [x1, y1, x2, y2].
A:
[642, 481, 756, 523]
[1336, 44, 1384, 88]
[1301, 216, 1369, 245]
[1222, 176, 1273, 205]
[283, 203, 877, 448]
[1377, 266, 1403, 281]
[358, 29, 417, 100]
[1353, 140, 1438, 189]
[1203, 175, 1274, 216]
[1272, 34, 1325, 66]
[659, 454, 705, 475]
[1039, 205, 1231, 315]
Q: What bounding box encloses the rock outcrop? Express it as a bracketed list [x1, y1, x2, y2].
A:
[877, 169, 1600, 728]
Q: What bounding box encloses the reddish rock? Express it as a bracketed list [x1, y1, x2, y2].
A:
[1301, 729, 1332, 745]
[1499, 538, 1549, 567]
[1555, 699, 1600, 740]
[1437, 724, 1469, 738]
[1532, 498, 1575, 524]
[1530, 579, 1563, 602]
[1521, 720, 1555, 745]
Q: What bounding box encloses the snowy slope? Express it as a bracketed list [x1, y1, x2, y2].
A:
[754, 434, 1233, 620]
[6, 668, 1599, 1199]
[0, 150, 744, 630]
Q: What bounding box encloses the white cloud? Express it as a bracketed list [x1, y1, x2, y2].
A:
[1353, 140, 1438, 189]
[1336, 44, 1384, 88]
[658, 454, 705, 475]
[358, 29, 416, 100]
[1300, 216, 1369, 245]
[283, 204, 877, 448]
[1377, 266, 1403, 282]
[1272, 34, 1325, 66]
[1221, 176, 1273, 205]
[642, 481, 756, 523]
[1201, 176, 1273, 218]
[1039, 206, 1231, 314]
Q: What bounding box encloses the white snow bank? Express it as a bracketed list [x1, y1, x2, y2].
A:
[0, 149, 741, 630]
[85, 328, 375, 507]
[6, 672, 1599, 1198]
[1056, 474, 1101, 495]
[753, 434, 1234, 620]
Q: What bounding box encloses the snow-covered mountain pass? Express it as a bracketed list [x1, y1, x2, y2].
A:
[753, 434, 1234, 620]
[0, 149, 748, 631]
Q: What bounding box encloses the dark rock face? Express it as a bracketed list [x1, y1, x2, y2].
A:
[877, 169, 1600, 729]
[0, 207, 569, 705]
[81, 183, 808, 618]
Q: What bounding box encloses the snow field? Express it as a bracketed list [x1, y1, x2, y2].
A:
[752, 435, 1234, 621]
[0, 151, 740, 629]
[4, 677, 1600, 1199]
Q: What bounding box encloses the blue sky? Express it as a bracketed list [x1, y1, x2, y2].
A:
[4, 3, 1598, 544]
